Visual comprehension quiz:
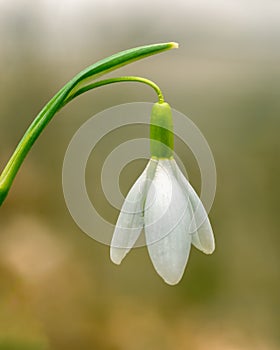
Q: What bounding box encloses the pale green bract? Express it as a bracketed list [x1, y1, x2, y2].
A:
[110, 158, 215, 285]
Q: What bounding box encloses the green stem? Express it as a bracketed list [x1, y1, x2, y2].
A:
[63, 76, 164, 106]
[0, 42, 178, 206]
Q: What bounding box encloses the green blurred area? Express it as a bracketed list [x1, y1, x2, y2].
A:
[0, 1, 280, 349]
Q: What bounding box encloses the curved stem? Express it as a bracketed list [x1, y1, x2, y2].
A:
[0, 42, 178, 205]
[63, 76, 165, 106]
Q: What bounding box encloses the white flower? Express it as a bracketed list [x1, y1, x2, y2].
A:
[110, 157, 215, 285]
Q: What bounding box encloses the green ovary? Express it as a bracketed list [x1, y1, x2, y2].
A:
[150, 102, 174, 158]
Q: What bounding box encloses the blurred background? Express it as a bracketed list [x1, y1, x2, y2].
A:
[0, 0, 280, 349]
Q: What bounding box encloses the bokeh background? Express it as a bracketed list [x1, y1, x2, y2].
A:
[1, 0, 280, 349]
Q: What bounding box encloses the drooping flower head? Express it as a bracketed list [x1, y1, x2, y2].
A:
[110, 102, 215, 285]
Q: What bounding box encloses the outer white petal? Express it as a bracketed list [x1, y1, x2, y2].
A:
[144, 159, 192, 285]
[110, 159, 157, 264]
[171, 160, 215, 254]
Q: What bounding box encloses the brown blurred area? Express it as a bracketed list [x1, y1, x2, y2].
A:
[0, 1, 280, 349]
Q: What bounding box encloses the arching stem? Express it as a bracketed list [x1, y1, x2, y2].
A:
[0, 42, 177, 205]
[63, 76, 164, 106]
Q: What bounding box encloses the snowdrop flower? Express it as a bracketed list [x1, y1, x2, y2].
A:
[110, 102, 215, 285]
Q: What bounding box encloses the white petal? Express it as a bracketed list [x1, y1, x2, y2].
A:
[110, 159, 157, 264]
[144, 159, 192, 285]
[171, 160, 215, 254]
